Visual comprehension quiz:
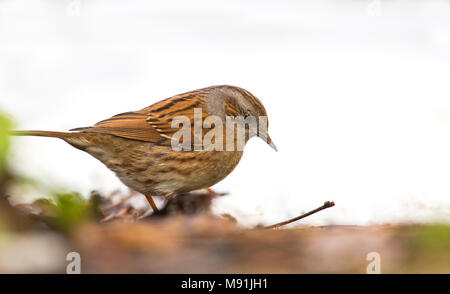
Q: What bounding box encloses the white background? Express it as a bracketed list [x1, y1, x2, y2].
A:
[1, 0, 449, 226]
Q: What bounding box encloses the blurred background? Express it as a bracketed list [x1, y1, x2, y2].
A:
[1, 0, 449, 227]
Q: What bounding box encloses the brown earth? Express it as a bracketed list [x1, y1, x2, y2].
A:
[0, 190, 448, 274]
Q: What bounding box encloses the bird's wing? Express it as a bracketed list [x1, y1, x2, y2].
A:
[70, 89, 208, 146]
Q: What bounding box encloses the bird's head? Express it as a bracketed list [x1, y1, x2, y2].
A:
[207, 85, 277, 152]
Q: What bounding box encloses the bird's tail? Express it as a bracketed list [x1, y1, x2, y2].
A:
[10, 130, 93, 151]
[10, 130, 75, 139]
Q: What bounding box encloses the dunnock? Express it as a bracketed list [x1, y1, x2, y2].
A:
[13, 85, 277, 212]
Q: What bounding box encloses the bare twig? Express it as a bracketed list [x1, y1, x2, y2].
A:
[263, 201, 335, 229]
[101, 192, 138, 211]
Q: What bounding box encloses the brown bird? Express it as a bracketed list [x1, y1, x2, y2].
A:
[12, 85, 277, 212]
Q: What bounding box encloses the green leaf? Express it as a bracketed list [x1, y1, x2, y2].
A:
[0, 112, 12, 174]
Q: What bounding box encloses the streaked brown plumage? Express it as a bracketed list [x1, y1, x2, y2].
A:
[12, 85, 276, 212]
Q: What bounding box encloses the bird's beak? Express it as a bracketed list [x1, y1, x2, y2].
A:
[266, 134, 278, 152]
[257, 125, 277, 152]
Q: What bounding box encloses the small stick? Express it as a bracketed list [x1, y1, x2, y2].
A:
[263, 201, 335, 229]
[101, 192, 138, 211]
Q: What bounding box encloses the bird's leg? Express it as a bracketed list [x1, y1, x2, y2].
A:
[145, 195, 159, 212]
[206, 188, 228, 197]
[206, 188, 216, 195]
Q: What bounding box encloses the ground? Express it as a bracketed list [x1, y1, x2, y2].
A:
[0, 190, 448, 274]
